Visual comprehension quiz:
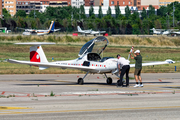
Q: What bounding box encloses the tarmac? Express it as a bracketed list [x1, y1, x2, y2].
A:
[0, 73, 180, 120]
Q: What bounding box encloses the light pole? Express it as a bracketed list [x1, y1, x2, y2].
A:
[34, 2, 36, 18]
[166, 13, 169, 29]
[173, 2, 175, 27]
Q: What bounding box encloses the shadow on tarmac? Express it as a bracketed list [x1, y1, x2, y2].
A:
[13, 81, 172, 86]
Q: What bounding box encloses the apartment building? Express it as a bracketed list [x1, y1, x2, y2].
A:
[0, 0, 2, 18]
[98, 0, 159, 10]
[140, 0, 159, 10]
[16, 0, 71, 14]
[4, 0, 16, 16]
[159, 0, 180, 6]
[71, 0, 84, 8]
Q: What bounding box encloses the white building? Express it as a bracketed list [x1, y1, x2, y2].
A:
[71, 0, 84, 8]
[84, 6, 138, 17]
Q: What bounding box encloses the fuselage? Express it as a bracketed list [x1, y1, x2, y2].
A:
[50, 53, 117, 73]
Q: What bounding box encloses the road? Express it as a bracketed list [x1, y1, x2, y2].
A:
[0, 73, 180, 120]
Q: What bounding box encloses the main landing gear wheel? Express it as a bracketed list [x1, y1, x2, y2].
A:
[78, 78, 84, 85]
[106, 77, 112, 84]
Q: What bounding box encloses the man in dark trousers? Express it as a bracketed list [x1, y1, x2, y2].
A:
[117, 54, 130, 87]
[129, 50, 143, 87]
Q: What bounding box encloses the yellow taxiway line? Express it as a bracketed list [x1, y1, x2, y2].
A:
[0, 106, 30, 110]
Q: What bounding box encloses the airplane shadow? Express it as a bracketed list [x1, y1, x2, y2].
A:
[21, 79, 55, 82]
[14, 79, 173, 86]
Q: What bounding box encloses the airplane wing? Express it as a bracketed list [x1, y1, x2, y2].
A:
[99, 31, 106, 33]
[54, 29, 61, 32]
[130, 59, 175, 67]
[7, 59, 96, 71]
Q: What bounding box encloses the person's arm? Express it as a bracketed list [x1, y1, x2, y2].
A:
[130, 53, 134, 59]
[118, 64, 121, 71]
[129, 50, 137, 59]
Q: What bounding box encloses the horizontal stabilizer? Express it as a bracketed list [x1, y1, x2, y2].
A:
[15, 42, 56, 45]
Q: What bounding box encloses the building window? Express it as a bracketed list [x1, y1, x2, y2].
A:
[111, 1, 114, 5]
[129, 1, 130, 4]
[123, 1, 125, 5]
[117, 1, 119, 5]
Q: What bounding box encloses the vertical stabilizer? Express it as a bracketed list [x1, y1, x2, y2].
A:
[49, 21, 55, 32]
[77, 26, 82, 32]
[30, 45, 48, 63]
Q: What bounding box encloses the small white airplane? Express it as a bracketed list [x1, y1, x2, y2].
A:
[150, 28, 180, 36]
[7, 37, 175, 85]
[77, 26, 106, 36]
[22, 21, 60, 36]
[171, 31, 180, 36]
[150, 28, 164, 35]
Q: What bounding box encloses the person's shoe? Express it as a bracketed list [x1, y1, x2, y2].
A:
[126, 85, 129, 88]
[134, 84, 139, 87]
[139, 84, 143, 87]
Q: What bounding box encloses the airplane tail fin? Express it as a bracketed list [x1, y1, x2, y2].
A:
[30, 45, 48, 63]
[15, 42, 55, 69]
[49, 21, 55, 32]
[77, 26, 82, 32]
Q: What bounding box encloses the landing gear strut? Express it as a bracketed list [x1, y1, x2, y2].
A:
[77, 71, 89, 85]
[104, 73, 113, 84]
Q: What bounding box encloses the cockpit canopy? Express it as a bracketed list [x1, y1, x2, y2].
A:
[78, 36, 109, 57]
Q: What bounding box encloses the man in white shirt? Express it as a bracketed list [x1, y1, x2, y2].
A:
[117, 54, 130, 87]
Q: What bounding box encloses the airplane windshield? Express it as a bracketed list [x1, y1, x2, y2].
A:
[78, 36, 109, 57]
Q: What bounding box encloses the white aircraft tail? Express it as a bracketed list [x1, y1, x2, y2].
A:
[77, 26, 83, 32]
[15, 42, 55, 63]
[15, 42, 56, 69]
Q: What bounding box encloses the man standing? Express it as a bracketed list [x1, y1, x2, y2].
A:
[117, 54, 130, 87]
[129, 50, 143, 87]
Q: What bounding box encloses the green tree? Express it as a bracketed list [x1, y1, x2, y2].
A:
[107, 6, 112, 16]
[15, 10, 26, 18]
[157, 6, 167, 17]
[141, 8, 147, 20]
[148, 5, 155, 17]
[89, 5, 94, 17]
[80, 5, 86, 19]
[29, 10, 46, 23]
[2, 8, 11, 18]
[125, 5, 131, 19]
[174, 3, 180, 21]
[17, 16, 26, 28]
[98, 6, 103, 18]
[115, 5, 121, 18]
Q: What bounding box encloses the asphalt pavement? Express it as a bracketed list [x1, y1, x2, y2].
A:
[0, 73, 180, 120]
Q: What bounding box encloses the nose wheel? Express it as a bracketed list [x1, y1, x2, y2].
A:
[106, 77, 112, 84]
[78, 78, 84, 85]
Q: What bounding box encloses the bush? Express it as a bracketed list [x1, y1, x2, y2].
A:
[16, 35, 23, 40]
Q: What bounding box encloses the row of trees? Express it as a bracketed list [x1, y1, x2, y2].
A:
[1, 2, 180, 34]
